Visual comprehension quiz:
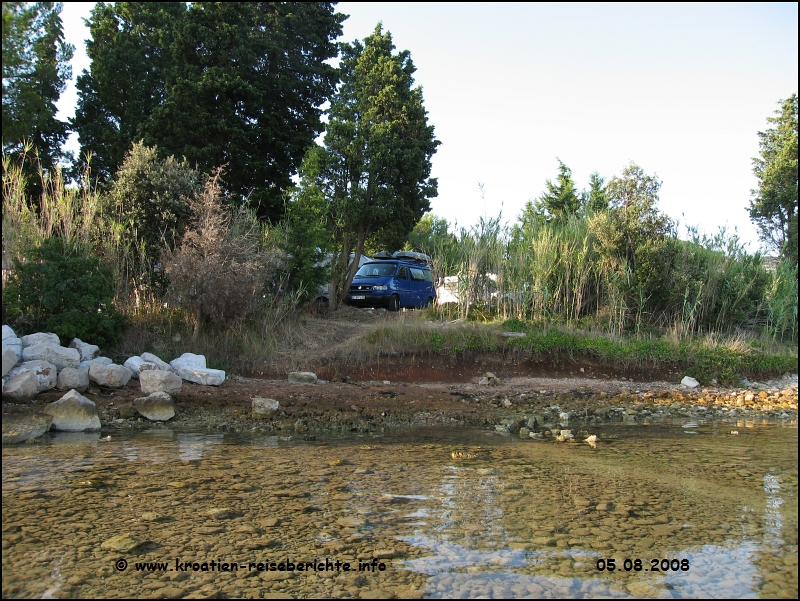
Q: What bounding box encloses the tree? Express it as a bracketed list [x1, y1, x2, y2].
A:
[749, 94, 798, 265]
[161, 170, 269, 341]
[582, 171, 608, 214]
[2, 2, 74, 184]
[591, 162, 674, 312]
[282, 146, 329, 300]
[72, 2, 184, 183]
[518, 160, 581, 232]
[73, 2, 345, 221]
[2, 236, 126, 346]
[103, 141, 202, 296]
[318, 24, 440, 308]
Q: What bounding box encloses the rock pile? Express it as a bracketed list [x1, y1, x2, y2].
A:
[2, 326, 227, 441]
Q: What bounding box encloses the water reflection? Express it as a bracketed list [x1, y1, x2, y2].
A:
[2, 423, 797, 599]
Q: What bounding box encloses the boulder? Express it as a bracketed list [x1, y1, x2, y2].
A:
[20, 332, 60, 347]
[44, 390, 101, 431]
[79, 356, 113, 369]
[22, 343, 80, 370]
[2, 413, 53, 444]
[2, 346, 18, 377]
[681, 376, 700, 388]
[56, 366, 91, 392]
[170, 353, 206, 372]
[2, 325, 16, 342]
[481, 372, 501, 386]
[88, 363, 133, 388]
[140, 352, 173, 372]
[3, 338, 23, 362]
[139, 370, 183, 396]
[134, 392, 176, 421]
[177, 367, 225, 386]
[7, 360, 58, 392]
[69, 338, 100, 362]
[288, 371, 317, 384]
[252, 397, 279, 419]
[3, 371, 39, 401]
[123, 356, 159, 379]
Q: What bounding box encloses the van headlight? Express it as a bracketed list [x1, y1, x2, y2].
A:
[373, 285, 388, 291]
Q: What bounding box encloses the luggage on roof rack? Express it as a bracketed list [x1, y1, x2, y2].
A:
[369, 250, 432, 264]
[393, 251, 432, 264]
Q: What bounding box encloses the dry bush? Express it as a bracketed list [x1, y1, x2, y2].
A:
[161, 170, 270, 340]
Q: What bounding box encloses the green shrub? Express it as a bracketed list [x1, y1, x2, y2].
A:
[2, 237, 126, 346]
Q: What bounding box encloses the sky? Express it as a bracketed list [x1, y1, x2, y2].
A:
[56, 2, 799, 252]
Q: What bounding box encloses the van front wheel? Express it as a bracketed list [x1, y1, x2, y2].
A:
[389, 295, 400, 312]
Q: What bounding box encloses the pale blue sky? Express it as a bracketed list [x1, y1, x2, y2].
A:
[57, 2, 798, 251]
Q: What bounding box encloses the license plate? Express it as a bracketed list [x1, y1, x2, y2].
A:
[351, 295, 366, 300]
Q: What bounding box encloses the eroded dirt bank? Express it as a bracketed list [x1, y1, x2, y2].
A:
[3, 358, 797, 441]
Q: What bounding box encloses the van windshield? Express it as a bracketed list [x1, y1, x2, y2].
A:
[355, 263, 396, 277]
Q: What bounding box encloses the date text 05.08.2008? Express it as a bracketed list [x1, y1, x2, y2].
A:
[596, 558, 690, 572]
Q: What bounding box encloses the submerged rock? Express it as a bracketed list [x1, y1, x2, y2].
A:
[100, 534, 145, 553]
[44, 389, 101, 431]
[252, 397, 279, 419]
[1, 413, 52, 444]
[134, 392, 176, 421]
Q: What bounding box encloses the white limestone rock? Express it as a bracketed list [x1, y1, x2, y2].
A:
[123, 356, 159, 379]
[252, 397, 279, 419]
[178, 367, 225, 386]
[288, 371, 317, 384]
[139, 370, 183, 396]
[170, 353, 206, 372]
[43, 389, 101, 431]
[22, 343, 80, 370]
[79, 356, 113, 369]
[681, 376, 700, 388]
[2, 346, 19, 377]
[7, 360, 58, 392]
[3, 371, 39, 401]
[88, 363, 133, 388]
[140, 352, 173, 372]
[3, 338, 23, 362]
[69, 338, 100, 362]
[20, 332, 60, 347]
[2, 325, 16, 342]
[134, 391, 176, 421]
[56, 366, 91, 392]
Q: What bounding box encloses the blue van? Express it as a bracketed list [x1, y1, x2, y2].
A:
[345, 252, 436, 311]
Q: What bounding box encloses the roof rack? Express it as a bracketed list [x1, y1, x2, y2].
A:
[370, 250, 432, 264]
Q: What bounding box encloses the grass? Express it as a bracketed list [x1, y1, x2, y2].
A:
[75, 301, 800, 385]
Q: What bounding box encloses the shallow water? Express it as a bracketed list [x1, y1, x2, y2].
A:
[2, 422, 797, 599]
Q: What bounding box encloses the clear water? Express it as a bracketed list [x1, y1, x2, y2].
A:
[2, 422, 797, 599]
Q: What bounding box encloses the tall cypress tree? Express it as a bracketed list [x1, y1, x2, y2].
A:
[2, 2, 74, 181]
[73, 2, 345, 221]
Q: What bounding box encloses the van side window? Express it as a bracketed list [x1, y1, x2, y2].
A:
[397, 267, 408, 279]
[410, 268, 426, 282]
